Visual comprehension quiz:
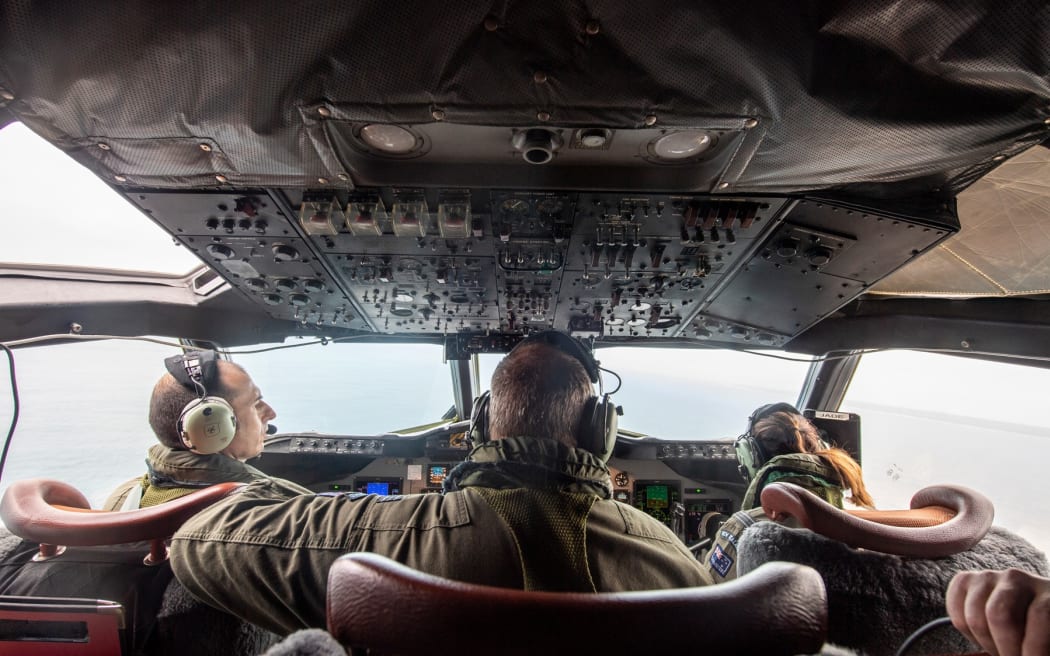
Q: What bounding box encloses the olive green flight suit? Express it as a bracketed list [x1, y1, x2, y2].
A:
[704, 453, 844, 583]
[102, 444, 309, 510]
[170, 436, 712, 635]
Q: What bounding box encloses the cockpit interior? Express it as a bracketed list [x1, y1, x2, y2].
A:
[0, 2, 1048, 654]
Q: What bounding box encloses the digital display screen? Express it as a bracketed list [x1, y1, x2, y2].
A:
[366, 482, 390, 495]
[633, 480, 681, 529]
[428, 464, 450, 486]
[355, 477, 402, 496]
[645, 485, 669, 509]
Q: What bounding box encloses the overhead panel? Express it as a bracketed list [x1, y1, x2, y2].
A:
[698, 199, 956, 339]
[124, 188, 958, 346]
[130, 192, 370, 332]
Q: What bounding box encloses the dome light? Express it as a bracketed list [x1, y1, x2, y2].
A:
[650, 131, 713, 160]
[360, 124, 419, 154]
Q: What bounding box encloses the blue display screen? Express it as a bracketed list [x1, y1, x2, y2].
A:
[366, 482, 390, 495]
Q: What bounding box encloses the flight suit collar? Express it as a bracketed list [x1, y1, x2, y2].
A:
[146, 443, 266, 488]
[444, 436, 613, 499]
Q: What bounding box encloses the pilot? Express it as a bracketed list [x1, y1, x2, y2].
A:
[947, 568, 1050, 655]
[703, 403, 873, 582]
[169, 331, 713, 635]
[102, 350, 309, 510]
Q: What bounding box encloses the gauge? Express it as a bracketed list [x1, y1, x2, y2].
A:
[536, 198, 563, 214]
[614, 471, 630, 487]
[500, 198, 529, 215]
[630, 302, 652, 312]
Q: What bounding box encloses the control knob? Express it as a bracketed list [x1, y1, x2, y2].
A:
[775, 237, 800, 258]
[272, 244, 300, 262]
[806, 246, 834, 266]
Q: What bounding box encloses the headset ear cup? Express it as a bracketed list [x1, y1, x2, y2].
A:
[734, 434, 765, 483]
[578, 395, 618, 463]
[179, 396, 237, 455]
[468, 393, 491, 447]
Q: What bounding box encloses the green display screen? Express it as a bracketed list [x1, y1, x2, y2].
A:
[645, 485, 669, 509]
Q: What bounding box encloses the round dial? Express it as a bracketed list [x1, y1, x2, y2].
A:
[536, 198, 563, 214]
[614, 472, 630, 487]
[501, 198, 529, 215]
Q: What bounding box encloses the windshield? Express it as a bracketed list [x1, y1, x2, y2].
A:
[0, 338, 454, 506]
[478, 347, 813, 439]
[0, 123, 202, 276]
[236, 341, 453, 434]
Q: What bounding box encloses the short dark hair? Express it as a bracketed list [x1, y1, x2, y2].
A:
[148, 360, 240, 450]
[488, 342, 592, 446]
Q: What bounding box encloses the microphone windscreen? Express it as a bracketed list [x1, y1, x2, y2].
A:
[266, 424, 278, 435]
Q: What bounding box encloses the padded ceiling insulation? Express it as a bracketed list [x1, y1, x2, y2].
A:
[0, 1, 1047, 195]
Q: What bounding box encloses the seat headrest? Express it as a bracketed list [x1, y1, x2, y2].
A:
[327, 552, 828, 656]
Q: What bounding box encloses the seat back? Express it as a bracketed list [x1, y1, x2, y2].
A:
[0, 479, 273, 655]
[760, 482, 994, 557]
[0, 596, 123, 656]
[327, 553, 828, 656]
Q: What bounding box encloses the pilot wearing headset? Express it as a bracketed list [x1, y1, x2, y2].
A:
[102, 350, 309, 510]
[169, 331, 713, 635]
[703, 402, 874, 583]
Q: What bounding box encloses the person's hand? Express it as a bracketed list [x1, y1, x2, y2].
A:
[946, 568, 1050, 656]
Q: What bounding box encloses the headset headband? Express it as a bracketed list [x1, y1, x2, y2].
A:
[512, 331, 600, 384]
[164, 350, 220, 394]
[746, 402, 802, 435]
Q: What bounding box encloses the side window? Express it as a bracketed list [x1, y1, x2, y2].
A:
[840, 351, 1050, 555]
[0, 340, 172, 507]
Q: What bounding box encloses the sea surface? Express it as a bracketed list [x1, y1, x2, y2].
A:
[0, 339, 1047, 558]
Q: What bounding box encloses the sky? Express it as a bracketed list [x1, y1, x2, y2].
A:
[0, 122, 202, 274]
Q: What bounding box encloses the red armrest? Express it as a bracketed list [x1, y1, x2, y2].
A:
[0, 478, 241, 547]
[760, 483, 994, 558]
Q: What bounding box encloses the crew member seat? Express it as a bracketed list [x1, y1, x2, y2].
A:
[738, 482, 1048, 655]
[0, 478, 277, 656]
[323, 552, 829, 656]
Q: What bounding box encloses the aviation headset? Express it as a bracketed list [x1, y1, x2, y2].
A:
[163, 350, 238, 455]
[468, 331, 621, 463]
[733, 402, 802, 483]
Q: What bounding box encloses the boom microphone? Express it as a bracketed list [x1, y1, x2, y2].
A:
[266, 424, 278, 435]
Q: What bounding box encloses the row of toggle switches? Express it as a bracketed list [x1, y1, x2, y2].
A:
[289, 438, 384, 455]
[657, 442, 736, 460]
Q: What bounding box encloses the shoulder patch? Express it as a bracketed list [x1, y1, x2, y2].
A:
[709, 544, 734, 578]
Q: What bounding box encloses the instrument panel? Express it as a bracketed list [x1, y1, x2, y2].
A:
[260, 427, 744, 548]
